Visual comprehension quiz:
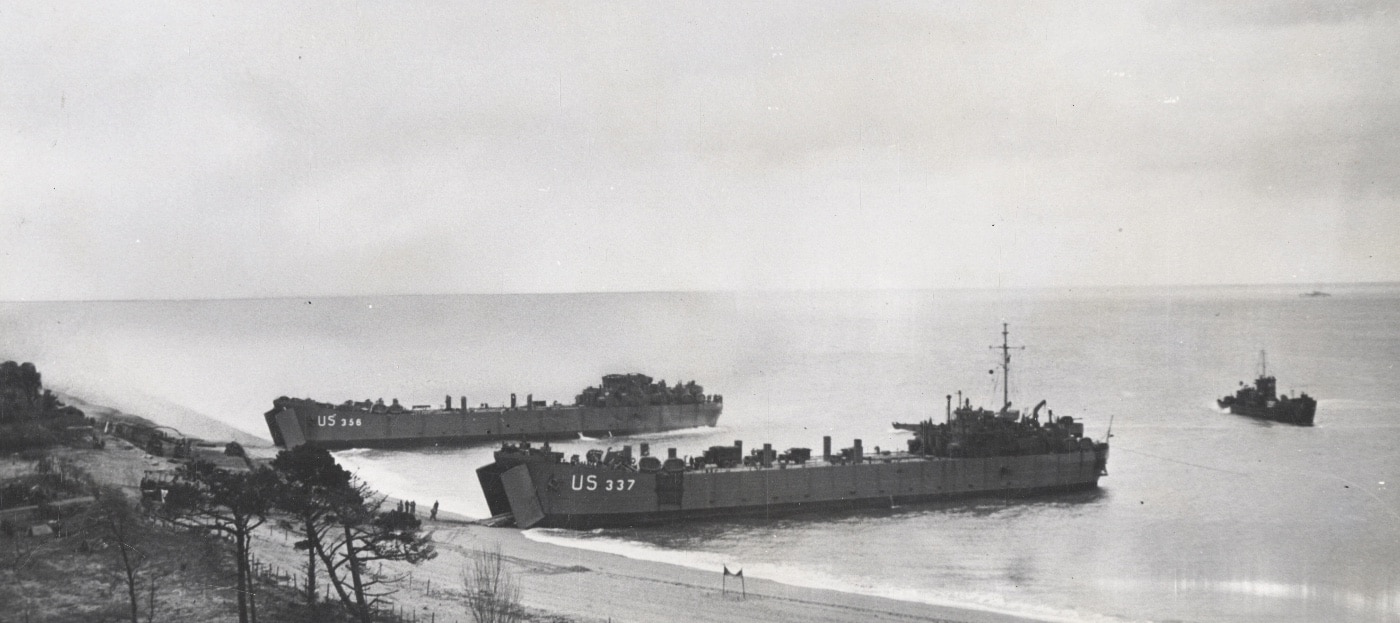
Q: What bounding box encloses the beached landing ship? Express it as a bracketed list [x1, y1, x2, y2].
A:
[264, 374, 722, 449]
[1217, 352, 1316, 426]
[477, 326, 1110, 529]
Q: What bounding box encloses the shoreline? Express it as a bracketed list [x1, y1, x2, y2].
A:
[447, 520, 1046, 623]
[53, 391, 1045, 623]
[342, 497, 1052, 623]
[509, 527, 1082, 623]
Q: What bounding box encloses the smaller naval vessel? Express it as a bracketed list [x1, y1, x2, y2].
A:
[1217, 351, 1316, 426]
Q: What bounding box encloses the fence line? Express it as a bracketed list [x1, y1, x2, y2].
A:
[248, 554, 455, 623]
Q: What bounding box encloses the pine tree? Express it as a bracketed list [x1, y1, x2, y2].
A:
[156, 461, 277, 623]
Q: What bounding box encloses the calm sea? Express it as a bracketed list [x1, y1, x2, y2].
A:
[3, 285, 1398, 622]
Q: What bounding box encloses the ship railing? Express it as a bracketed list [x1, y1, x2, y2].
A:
[690, 453, 940, 473]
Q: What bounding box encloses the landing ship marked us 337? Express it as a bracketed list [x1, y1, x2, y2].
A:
[264, 374, 721, 449]
[478, 325, 1110, 529]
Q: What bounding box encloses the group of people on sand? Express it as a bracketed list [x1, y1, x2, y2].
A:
[395, 499, 440, 520]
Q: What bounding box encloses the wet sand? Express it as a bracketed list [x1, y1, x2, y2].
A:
[415, 517, 1040, 623]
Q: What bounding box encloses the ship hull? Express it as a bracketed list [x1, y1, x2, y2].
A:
[265, 402, 722, 449]
[479, 448, 1107, 529]
[1219, 401, 1316, 426]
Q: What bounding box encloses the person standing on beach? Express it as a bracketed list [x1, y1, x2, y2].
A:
[430, 501, 439, 520]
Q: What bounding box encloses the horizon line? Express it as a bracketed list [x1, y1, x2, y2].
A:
[1, 280, 1393, 304]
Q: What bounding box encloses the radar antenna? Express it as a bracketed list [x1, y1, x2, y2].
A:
[990, 323, 1025, 413]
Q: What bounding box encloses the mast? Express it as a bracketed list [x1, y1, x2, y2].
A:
[1258, 349, 1268, 378]
[990, 323, 1024, 412]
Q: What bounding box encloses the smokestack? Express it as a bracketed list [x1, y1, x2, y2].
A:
[854, 439, 863, 463]
[946, 394, 952, 425]
[762, 443, 773, 468]
[668, 447, 677, 459]
[510, 393, 517, 409]
[527, 394, 533, 410]
[735, 440, 742, 457]
[461, 396, 467, 411]
[823, 436, 832, 461]
[640, 442, 650, 457]
[446, 394, 452, 410]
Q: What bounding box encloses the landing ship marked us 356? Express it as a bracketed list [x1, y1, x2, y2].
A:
[264, 374, 721, 449]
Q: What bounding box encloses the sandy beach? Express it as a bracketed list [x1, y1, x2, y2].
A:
[244, 511, 1040, 623]
[422, 520, 1037, 623]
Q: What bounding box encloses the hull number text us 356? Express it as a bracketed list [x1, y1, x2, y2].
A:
[316, 415, 363, 427]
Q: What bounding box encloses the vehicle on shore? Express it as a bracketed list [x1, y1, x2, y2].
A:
[1217, 352, 1316, 426]
[264, 374, 722, 449]
[477, 326, 1109, 529]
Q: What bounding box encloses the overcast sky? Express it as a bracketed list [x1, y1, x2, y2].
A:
[3, 1, 1397, 300]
